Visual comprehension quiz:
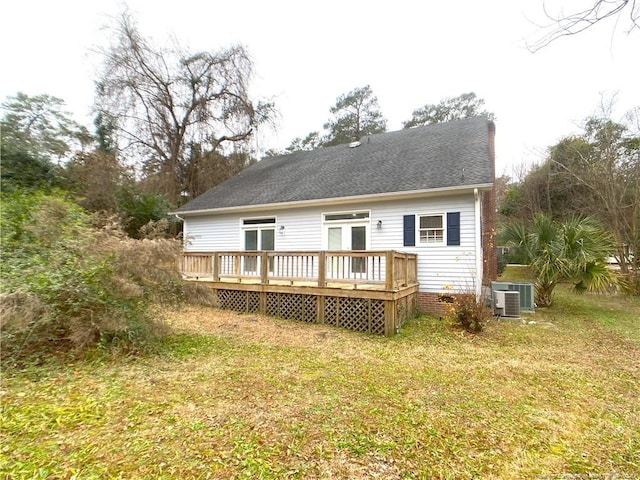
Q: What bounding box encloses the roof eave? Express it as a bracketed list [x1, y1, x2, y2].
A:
[170, 183, 494, 217]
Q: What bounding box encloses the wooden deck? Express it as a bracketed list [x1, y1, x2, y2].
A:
[179, 251, 419, 336]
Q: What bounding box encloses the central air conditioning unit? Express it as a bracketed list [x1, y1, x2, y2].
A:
[494, 290, 521, 317]
[491, 282, 535, 312]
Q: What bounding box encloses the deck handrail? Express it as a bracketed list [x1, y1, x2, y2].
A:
[179, 250, 417, 290]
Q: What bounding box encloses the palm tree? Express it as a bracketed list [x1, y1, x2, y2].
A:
[502, 214, 617, 307]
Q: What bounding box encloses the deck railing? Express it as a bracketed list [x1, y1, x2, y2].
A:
[179, 250, 417, 290]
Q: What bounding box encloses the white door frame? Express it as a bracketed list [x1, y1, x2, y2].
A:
[321, 210, 371, 251]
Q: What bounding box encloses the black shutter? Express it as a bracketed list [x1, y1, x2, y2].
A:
[403, 215, 415, 246]
[447, 212, 460, 246]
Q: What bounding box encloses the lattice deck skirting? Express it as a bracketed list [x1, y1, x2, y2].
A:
[213, 285, 418, 336]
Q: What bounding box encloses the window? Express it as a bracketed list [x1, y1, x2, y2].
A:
[419, 214, 444, 244]
[324, 212, 369, 221]
[404, 212, 460, 247]
[243, 229, 275, 251]
[242, 218, 276, 225]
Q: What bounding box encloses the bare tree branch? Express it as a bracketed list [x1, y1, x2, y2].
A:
[94, 11, 275, 204]
[527, 0, 639, 52]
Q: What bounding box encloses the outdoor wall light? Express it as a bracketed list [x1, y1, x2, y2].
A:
[279, 225, 285, 234]
[377, 220, 382, 230]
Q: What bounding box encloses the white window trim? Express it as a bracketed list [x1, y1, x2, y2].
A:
[417, 213, 446, 246]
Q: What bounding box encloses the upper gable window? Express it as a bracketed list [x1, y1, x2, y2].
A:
[419, 214, 445, 244]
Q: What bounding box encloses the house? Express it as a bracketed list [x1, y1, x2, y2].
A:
[172, 116, 497, 334]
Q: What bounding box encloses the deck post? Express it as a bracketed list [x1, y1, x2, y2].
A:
[234, 254, 241, 276]
[318, 251, 327, 287]
[317, 295, 325, 324]
[385, 251, 395, 291]
[384, 299, 396, 336]
[260, 251, 269, 284]
[403, 253, 409, 287]
[259, 290, 267, 315]
[212, 254, 219, 282]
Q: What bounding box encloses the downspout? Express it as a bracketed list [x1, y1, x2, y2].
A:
[474, 188, 483, 300]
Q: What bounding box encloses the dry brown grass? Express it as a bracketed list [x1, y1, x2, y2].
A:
[0, 291, 49, 331]
[162, 305, 349, 350]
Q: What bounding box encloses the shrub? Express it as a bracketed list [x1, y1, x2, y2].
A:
[0, 190, 184, 363]
[501, 215, 617, 307]
[449, 294, 491, 333]
[116, 186, 172, 239]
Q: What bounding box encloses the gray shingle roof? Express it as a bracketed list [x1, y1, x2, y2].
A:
[175, 116, 495, 213]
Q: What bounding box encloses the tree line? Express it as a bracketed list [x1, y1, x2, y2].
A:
[281, 88, 492, 154]
[1, 10, 495, 226]
[499, 103, 640, 300]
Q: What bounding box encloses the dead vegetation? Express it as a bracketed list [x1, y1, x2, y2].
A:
[1, 193, 186, 361]
[162, 305, 346, 350]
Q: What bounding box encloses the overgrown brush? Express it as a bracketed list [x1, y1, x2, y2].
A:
[0, 190, 189, 363]
[448, 293, 491, 333]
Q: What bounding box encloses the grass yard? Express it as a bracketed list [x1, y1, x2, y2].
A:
[2, 269, 639, 479]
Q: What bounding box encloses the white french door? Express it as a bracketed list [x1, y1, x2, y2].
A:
[243, 227, 275, 274]
[327, 224, 367, 251]
[325, 222, 368, 276]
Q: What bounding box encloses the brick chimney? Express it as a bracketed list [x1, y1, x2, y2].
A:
[482, 121, 498, 284]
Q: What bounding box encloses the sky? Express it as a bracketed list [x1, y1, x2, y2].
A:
[2, 0, 639, 177]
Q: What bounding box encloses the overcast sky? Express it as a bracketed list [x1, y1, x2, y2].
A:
[2, 0, 638, 177]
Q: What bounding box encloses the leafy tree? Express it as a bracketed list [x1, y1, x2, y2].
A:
[403, 92, 493, 129]
[559, 115, 640, 291]
[499, 138, 593, 222]
[116, 186, 171, 239]
[62, 150, 128, 213]
[1, 93, 90, 191]
[94, 12, 275, 205]
[322, 85, 387, 146]
[1, 92, 90, 161]
[283, 85, 386, 152]
[94, 112, 118, 154]
[502, 215, 617, 307]
[286, 131, 324, 153]
[182, 148, 254, 200]
[0, 149, 59, 192]
[59, 114, 175, 238]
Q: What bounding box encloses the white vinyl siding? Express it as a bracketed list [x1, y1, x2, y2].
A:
[183, 213, 239, 251]
[181, 193, 479, 294]
[367, 196, 477, 294]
